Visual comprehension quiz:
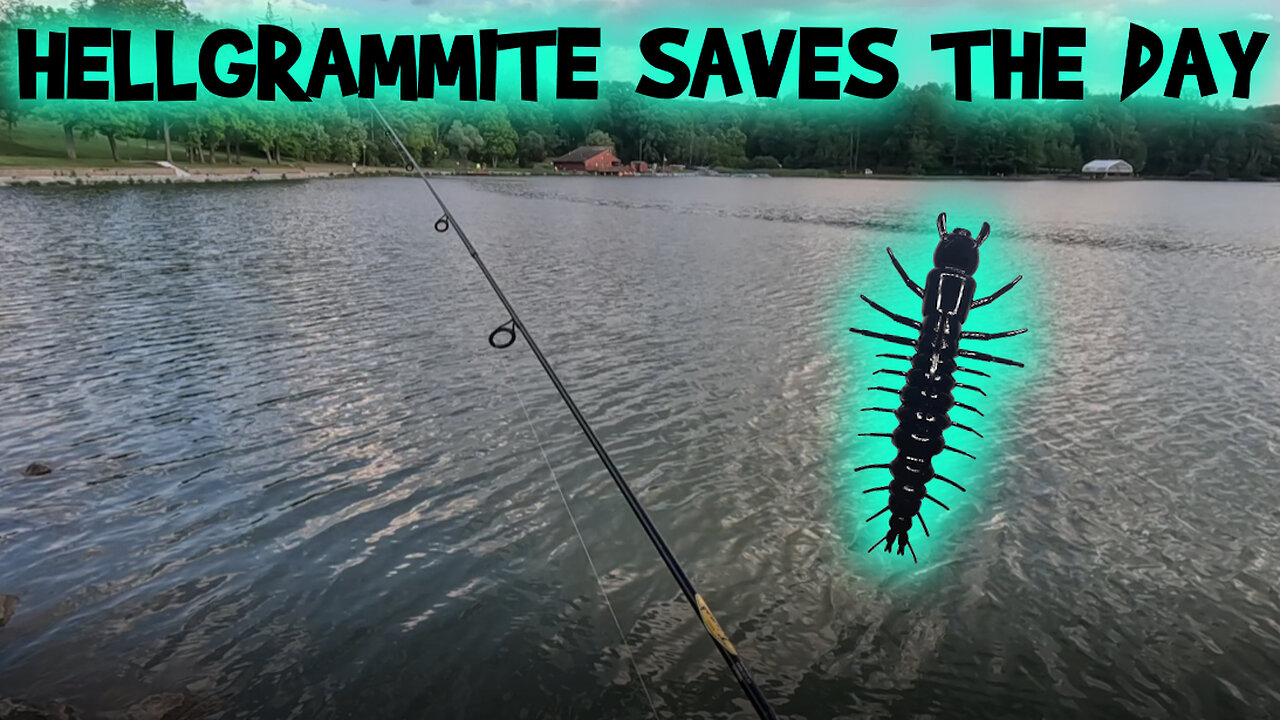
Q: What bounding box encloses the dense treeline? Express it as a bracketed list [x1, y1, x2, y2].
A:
[2, 0, 1278, 178]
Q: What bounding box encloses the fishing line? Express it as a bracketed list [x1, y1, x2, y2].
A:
[368, 102, 779, 720]
[493, 354, 661, 719]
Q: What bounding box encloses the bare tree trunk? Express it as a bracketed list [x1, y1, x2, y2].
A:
[163, 119, 173, 163]
[853, 126, 861, 172]
[107, 131, 120, 162]
[208, 139, 217, 164]
[63, 123, 77, 160]
[234, 141, 241, 164]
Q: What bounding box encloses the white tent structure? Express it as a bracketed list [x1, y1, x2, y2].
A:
[1082, 159, 1134, 176]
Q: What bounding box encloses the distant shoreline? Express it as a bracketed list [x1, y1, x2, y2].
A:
[2, 163, 1273, 187]
[0, 163, 525, 187]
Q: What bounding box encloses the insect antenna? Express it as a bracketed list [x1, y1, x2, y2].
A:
[925, 495, 950, 511]
[859, 295, 922, 330]
[866, 506, 890, 522]
[932, 473, 966, 492]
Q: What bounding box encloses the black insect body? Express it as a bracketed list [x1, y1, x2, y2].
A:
[849, 213, 1026, 562]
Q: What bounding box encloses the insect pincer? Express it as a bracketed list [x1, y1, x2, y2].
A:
[975, 222, 991, 246]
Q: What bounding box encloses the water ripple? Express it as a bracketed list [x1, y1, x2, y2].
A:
[1, 178, 1278, 718]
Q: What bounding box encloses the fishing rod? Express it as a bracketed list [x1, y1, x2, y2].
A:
[368, 102, 779, 720]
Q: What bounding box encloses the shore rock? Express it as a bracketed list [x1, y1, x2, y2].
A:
[0, 595, 16, 627]
[22, 463, 51, 477]
[0, 699, 79, 720]
[123, 694, 194, 720]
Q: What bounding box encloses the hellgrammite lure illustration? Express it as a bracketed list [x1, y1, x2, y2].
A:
[849, 212, 1026, 562]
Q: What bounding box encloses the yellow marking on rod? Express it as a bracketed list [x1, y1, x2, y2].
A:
[695, 594, 738, 656]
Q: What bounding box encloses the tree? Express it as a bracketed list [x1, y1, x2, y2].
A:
[443, 120, 484, 161]
[517, 130, 547, 166]
[88, 105, 146, 162]
[584, 129, 614, 148]
[477, 110, 517, 166]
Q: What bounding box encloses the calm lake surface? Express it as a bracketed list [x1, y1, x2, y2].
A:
[1, 177, 1278, 719]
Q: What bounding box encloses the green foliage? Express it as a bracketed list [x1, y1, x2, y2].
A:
[517, 130, 547, 166]
[477, 108, 517, 166]
[443, 120, 483, 161]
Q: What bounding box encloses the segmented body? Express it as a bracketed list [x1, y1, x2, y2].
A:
[850, 213, 1026, 562]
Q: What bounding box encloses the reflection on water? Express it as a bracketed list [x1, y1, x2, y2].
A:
[1, 178, 1278, 718]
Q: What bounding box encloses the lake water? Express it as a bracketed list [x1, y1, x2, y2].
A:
[1, 177, 1278, 719]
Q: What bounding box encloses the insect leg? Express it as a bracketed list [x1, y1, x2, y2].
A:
[858, 432, 893, 439]
[932, 473, 967, 492]
[956, 366, 990, 378]
[876, 353, 913, 363]
[916, 512, 929, 536]
[866, 506, 890, 522]
[867, 535, 889, 553]
[953, 401, 984, 417]
[954, 382, 986, 396]
[925, 495, 950, 511]
[868, 386, 901, 396]
[950, 421, 983, 438]
[854, 463, 891, 472]
[873, 369, 907, 379]
[904, 539, 918, 563]
[860, 295, 921, 330]
[861, 486, 891, 493]
[860, 407, 896, 415]
[958, 348, 1024, 367]
[850, 328, 916, 347]
[886, 247, 925, 298]
[971, 275, 1023, 308]
[942, 445, 976, 460]
[962, 328, 1028, 341]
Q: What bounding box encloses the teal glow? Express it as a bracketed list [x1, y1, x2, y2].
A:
[831, 195, 1040, 580]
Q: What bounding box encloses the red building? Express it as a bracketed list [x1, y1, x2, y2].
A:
[629, 160, 649, 173]
[552, 146, 622, 174]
